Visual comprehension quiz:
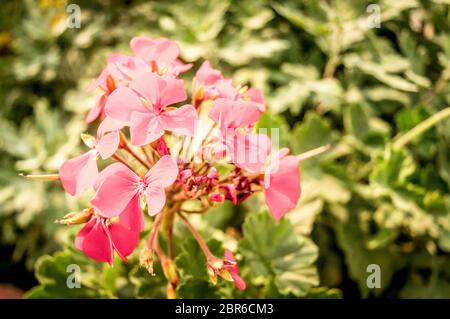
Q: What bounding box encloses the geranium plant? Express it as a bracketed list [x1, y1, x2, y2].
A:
[23, 37, 327, 298]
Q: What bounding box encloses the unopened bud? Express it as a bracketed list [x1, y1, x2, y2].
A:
[218, 269, 233, 282]
[139, 246, 155, 275]
[208, 256, 223, 270]
[163, 259, 178, 285]
[166, 283, 176, 299]
[208, 266, 218, 285]
[55, 208, 94, 225]
[209, 192, 224, 203]
[156, 137, 170, 156]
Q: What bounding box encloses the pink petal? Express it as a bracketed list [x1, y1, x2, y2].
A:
[216, 82, 238, 100]
[105, 87, 146, 123]
[119, 193, 145, 232]
[109, 223, 140, 261]
[130, 111, 164, 145]
[90, 164, 140, 218]
[94, 162, 127, 191]
[87, 69, 109, 92]
[75, 217, 113, 264]
[227, 133, 271, 173]
[97, 117, 125, 136]
[159, 75, 187, 108]
[59, 150, 98, 196]
[96, 131, 119, 159]
[231, 272, 247, 290]
[130, 72, 167, 107]
[130, 37, 180, 65]
[173, 59, 193, 74]
[209, 99, 261, 131]
[145, 185, 166, 216]
[195, 61, 223, 85]
[144, 155, 178, 188]
[264, 155, 301, 221]
[245, 88, 265, 112]
[161, 104, 198, 136]
[86, 93, 106, 124]
[223, 249, 246, 290]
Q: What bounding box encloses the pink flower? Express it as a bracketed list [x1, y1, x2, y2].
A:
[193, 61, 265, 112]
[105, 72, 198, 146]
[91, 155, 178, 217]
[240, 87, 265, 113]
[59, 150, 98, 197]
[86, 54, 148, 123]
[130, 37, 192, 75]
[193, 61, 232, 101]
[59, 118, 123, 196]
[262, 148, 301, 221]
[75, 213, 140, 265]
[222, 133, 272, 173]
[209, 98, 261, 134]
[223, 249, 246, 290]
[208, 98, 270, 172]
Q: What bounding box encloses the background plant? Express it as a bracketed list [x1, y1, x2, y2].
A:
[0, 0, 449, 298]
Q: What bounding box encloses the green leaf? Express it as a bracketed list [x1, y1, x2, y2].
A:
[129, 265, 166, 299]
[240, 213, 319, 297]
[25, 250, 114, 298]
[291, 112, 336, 160]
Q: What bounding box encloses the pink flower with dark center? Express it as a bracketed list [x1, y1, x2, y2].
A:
[105, 72, 198, 146]
[91, 155, 178, 217]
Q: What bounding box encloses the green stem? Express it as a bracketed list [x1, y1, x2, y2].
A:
[393, 107, 450, 149]
[178, 212, 213, 259]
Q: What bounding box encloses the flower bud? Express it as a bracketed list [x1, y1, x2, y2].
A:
[218, 269, 233, 282]
[166, 283, 176, 299]
[139, 246, 155, 275]
[162, 259, 178, 285]
[156, 137, 170, 156]
[208, 256, 223, 270]
[208, 266, 218, 286]
[55, 208, 94, 225]
[209, 192, 223, 203]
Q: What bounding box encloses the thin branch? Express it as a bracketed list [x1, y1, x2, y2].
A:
[393, 107, 450, 149]
[296, 144, 331, 161]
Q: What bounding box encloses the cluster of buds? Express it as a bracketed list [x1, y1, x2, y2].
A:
[23, 36, 328, 296]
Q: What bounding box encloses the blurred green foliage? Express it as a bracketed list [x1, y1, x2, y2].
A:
[1, 0, 450, 298]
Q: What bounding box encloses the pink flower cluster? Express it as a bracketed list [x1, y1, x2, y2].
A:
[36, 37, 303, 294]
